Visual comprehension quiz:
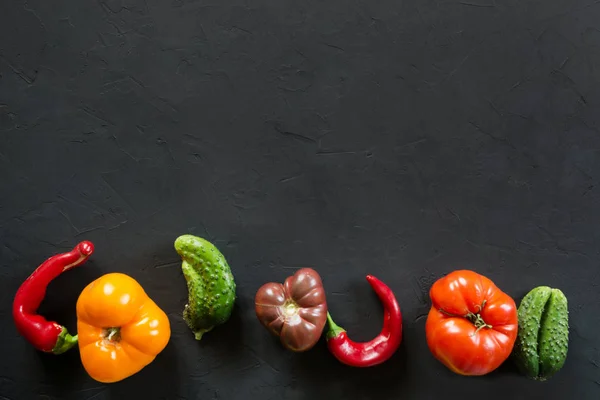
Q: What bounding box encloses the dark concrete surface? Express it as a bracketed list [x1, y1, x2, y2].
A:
[1, 0, 599, 399]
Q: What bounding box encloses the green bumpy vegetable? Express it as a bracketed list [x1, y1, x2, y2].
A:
[174, 234, 237, 340]
[512, 286, 569, 381]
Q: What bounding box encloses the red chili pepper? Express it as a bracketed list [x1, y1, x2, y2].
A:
[325, 275, 403, 367]
[12, 241, 94, 354]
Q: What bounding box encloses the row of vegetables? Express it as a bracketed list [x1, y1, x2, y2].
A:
[12, 235, 569, 384]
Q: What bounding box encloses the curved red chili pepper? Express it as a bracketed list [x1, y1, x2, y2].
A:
[325, 275, 402, 367]
[12, 241, 94, 354]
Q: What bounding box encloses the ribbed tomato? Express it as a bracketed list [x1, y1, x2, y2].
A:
[76, 273, 171, 383]
[425, 270, 518, 376]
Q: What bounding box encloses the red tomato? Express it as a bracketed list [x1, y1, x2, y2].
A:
[425, 270, 518, 376]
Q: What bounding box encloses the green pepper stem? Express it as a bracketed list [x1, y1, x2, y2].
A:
[52, 327, 78, 355]
[325, 312, 346, 340]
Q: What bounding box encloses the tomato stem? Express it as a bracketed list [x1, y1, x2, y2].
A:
[282, 300, 299, 318]
[103, 327, 121, 343]
[438, 300, 492, 335]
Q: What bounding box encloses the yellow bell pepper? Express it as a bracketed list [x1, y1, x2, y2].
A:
[76, 273, 171, 383]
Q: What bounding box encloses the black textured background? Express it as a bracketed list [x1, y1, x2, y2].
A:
[1, 0, 600, 399]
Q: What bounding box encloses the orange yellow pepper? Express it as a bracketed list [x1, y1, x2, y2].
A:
[76, 273, 171, 383]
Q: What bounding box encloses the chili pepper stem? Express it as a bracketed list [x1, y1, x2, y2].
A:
[52, 327, 78, 355]
[325, 312, 346, 340]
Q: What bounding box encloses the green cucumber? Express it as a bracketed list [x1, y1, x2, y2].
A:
[512, 286, 569, 381]
[174, 234, 237, 340]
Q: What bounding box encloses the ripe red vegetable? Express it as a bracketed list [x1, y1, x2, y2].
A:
[325, 275, 403, 367]
[12, 241, 94, 354]
[425, 270, 518, 376]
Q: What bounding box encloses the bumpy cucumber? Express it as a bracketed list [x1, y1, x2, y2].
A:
[512, 286, 569, 380]
[174, 234, 236, 340]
